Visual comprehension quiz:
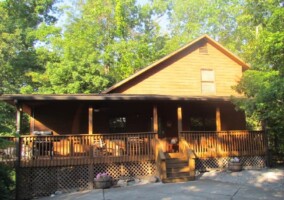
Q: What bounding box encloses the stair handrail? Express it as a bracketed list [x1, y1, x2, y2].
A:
[179, 138, 196, 179]
[154, 138, 167, 180]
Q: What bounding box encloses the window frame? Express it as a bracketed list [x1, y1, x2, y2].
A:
[201, 69, 216, 94]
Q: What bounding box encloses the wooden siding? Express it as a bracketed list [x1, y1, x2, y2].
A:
[111, 42, 243, 96]
[182, 101, 246, 131]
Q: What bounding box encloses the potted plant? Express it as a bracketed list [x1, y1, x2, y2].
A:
[94, 173, 112, 189]
[228, 157, 242, 172]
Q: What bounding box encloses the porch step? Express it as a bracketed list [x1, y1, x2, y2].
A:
[162, 176, 195, 183]
[166, 166, 190, 173]
[166, 153, 185, 159]
[162, 153, 195, 183]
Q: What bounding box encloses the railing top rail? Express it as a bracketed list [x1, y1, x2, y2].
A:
[16, 132, 157, 138]
[180, 130, 264, 133]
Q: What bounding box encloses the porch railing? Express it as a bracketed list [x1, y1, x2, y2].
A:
[180, 131, 266, 158]
[0, 132, 157, 167]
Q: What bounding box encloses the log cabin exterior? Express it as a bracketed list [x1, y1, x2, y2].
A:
[0, 35, 267, 199]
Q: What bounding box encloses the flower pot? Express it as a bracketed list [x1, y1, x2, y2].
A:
[94, 180, 112, 189]
[228, 162, 242, 172]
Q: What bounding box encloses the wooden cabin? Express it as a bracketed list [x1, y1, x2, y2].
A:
[0, 35, 266, 199]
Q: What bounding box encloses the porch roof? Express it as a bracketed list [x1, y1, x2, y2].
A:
[0, 93, 239, 105]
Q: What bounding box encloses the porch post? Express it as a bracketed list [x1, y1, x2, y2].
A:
[88, 106, 94, 190]
[216, 107, 221, 131]
[16, 105, 22, 135]
[153, 105, 158, 138]
[88, 106, 93, 134]
[177, 107, 182, 135]
[15, 102, 22, 200]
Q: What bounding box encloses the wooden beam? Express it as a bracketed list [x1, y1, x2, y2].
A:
[153, 105, 158, 135]
[177, 107, 182, 133]
[16, 106, 22, 135]
[15, 104, 22, 200]
[216, 107, 221, 131]
[88, 106, 93, 134]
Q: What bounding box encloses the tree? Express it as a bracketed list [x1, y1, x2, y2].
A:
[26, 0, 168, 94]
[0, 0, 59, 135]
[234, 0, 284, 153]
[165, 0, 244, 52]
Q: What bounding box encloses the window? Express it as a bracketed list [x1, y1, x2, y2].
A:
[109, 117, 126, 133]
[201, 69, 215, 93]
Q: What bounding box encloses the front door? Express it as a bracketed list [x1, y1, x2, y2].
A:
[158, 104, 179, 152]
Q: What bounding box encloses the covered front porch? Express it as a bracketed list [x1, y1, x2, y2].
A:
[0, 94, 262, 167]
[0, 94, 267, 199]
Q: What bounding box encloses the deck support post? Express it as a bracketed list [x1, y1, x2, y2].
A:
[15, 102, 23, 200]
[153, 105, 158, 139]
[88, 163, 94, 190]
[88, 106, 94, 189]
[216, 107, 221, 131]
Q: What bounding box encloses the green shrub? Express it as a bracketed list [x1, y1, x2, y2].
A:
[0, 164, 15, 200]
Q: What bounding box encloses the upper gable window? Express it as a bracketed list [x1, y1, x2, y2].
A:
[201, 69, 215, 94]
[199, 43, 208, 54]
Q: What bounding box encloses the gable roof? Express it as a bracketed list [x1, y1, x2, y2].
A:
[103, 34, 249, 94]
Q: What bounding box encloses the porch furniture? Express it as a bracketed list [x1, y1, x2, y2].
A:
[93, 138, 114, 156]
[32, 131, 54, 159]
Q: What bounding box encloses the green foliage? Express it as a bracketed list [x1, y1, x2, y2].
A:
[0, 102, 16, 135]
[0, 164, 15, 200]
[0, 0, 59, 94]
[0, 0, 59, 135]
[233, 0, 284, 153]
[164, 0, 244, 52]
[26, 0, 168, 94]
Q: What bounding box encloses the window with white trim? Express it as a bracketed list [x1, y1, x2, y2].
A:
[201, 69, 215, 94]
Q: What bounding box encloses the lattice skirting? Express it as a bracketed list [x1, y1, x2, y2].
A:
[196, 156, 266, 171]
[93, 161, 156, 179]
[18, 161, 156, 199]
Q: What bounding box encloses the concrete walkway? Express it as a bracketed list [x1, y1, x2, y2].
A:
[40, 179, 284, 200]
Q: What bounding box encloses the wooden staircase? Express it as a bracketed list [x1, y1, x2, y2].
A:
[162, 152, 195, 183]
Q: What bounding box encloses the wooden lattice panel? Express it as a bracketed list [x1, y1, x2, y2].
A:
[196, 156, 266, 171]
[19, 168, 33, 200]
[19, 161, 157, 199]
[123, 161, 156, 177]
[18, 166, 89, 199]
[241, 156, 266, 168]
[94, 161, 156, 180]
[57, 165, 89, 192]
[94, 163, 121, 179]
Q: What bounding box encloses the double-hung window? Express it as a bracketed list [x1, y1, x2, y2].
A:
[201, 69, 215, 94]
